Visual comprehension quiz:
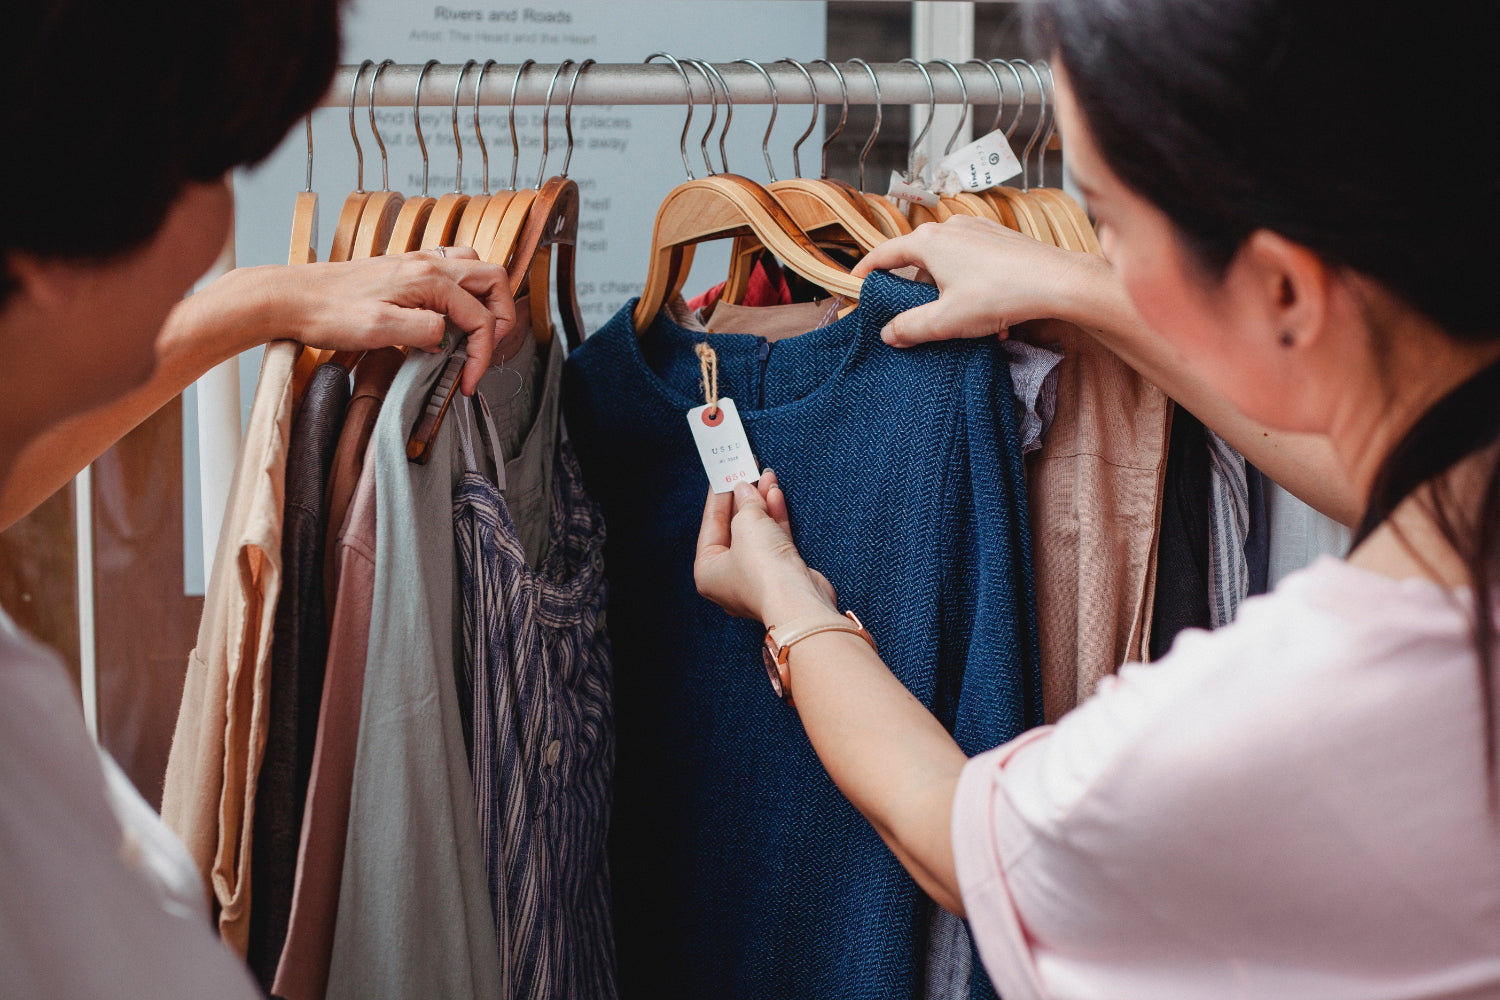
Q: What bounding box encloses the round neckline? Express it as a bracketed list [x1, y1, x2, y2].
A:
[612, 271, 926, 421]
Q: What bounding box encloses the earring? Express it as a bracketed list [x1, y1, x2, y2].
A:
[1279, 331, 1295, 347]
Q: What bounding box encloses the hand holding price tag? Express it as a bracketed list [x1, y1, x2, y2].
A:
[687, 343, 761, 493]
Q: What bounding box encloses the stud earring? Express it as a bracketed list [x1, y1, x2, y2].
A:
[1280, 331, 1295, 347]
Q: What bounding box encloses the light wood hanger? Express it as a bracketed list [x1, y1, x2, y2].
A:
[385, 60, 441, 255]
[420, 59, 481, 250]
[450, 61, 501, 250]
[467, 58, 536, 255]
[351, 60, 405, 259]
[485, 59, 577, 267]
[845, 58, 914, 238]
[328, 59, 374, 263]
[288, 117, 318, 265]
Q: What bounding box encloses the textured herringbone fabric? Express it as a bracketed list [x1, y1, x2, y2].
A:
[454, 438, 616, 1000]
[562, 269, 1042, 1000]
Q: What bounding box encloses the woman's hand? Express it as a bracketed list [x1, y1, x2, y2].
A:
[852, 215, 1108, 348]
[229, 247, 517, 395]
[694, 470, 840, 626]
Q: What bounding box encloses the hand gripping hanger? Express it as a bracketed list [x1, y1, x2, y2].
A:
[420, 59, 477, 249]
[630, 54, 862, 334]
[386, 60, 441, 253]
[407, 60, 589, 464]
[350, 59, 406, 259]
[453, 59, 502, 248]
[328, 59, 374, 262]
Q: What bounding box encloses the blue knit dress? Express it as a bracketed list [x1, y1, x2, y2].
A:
[562, 270, 1043, 1000]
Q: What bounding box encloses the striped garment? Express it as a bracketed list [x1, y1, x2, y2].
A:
[453, 436, 617, 1000]
[1205, 428, 1250, 629]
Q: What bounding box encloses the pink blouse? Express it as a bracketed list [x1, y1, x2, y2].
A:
[954, 556, 1500, 999]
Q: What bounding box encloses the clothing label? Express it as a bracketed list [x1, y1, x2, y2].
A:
[886, 171, 941, 208]
[936, 130, 1022, 192]
[687, 398, 761, 493]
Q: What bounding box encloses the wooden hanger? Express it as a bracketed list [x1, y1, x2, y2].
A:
[289, 117, 319, 265]
[421, 59, 481, 250]
[841, 58, 914, 239]
[351, 60, 405, 259]
[328, 59, 375, 263]
[467, 58, 538, 255]
[385, 61, 441, 255]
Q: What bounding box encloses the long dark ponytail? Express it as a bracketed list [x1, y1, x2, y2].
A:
[1028, 0, 1500, 788]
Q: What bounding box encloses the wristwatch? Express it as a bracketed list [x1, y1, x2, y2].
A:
[762, 611, 877, 706]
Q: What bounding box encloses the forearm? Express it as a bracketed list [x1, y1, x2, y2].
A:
[1052, 255, 1360, 525]
[0, 266, 289, 530]
[768, 595, 969, 915]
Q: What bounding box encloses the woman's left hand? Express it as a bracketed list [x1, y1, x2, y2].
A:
[694, 470, 840, 626]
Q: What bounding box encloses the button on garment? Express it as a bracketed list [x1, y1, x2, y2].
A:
[454, 434, 615, 1000]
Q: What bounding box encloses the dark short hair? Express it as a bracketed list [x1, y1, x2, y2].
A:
[2, 0, 343, 303]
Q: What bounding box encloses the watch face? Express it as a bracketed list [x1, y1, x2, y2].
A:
[761, 644, 786, 699]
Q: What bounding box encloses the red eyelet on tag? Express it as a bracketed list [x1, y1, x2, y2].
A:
[701, 406, 724, 427]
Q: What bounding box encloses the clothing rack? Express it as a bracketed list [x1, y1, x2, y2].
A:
[316, 60, 1049, 109]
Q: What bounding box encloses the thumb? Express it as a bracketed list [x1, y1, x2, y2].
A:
[732, 480, 768, 517]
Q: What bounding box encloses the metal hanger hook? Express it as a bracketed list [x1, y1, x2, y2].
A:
[507, 59, 535, 191]
[898, 58, 935, 182]
[645, 53, 696, 181]
[1036, 61, 1058, 188]
[990, 59, 1026, 139]
[367, 59, 395, 191]
[932, 58, 970, 156]
[413, 59, 438, 196]
[474, 59, 497, 194]
[536, 59, 574, 186]
[1013, 60, 1048, 190]
[811, 59, 849, 180]
[561, 59, 594, 178]
[735, 60, 779, 182]
[847, 58, 881, 192]
[304, 115, 314, 193]
[451, 59, 477, 193]
[683, 60, 719, 175]
[696, 61, 734, 174]
[967, 58, 1006, 135]
[778, 58, 818, 179]
[347, 59, 373, 192]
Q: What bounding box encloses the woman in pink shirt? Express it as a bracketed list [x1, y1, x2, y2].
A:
[696, 1, 1500, 996]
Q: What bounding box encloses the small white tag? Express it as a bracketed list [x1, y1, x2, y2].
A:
[887, 171, 941, 208]
[686, 397, 761, 493]
[937, 130, 1023, 192]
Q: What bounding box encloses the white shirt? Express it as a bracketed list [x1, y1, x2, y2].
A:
[954, 557, 1500, 1000]
[0, 607, 260, 999]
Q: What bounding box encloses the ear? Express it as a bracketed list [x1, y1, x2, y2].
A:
[1230, 229, 1331, 353]
[3, 252, 85, 312]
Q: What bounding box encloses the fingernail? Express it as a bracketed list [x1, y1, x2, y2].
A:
[733, 482, 756, 500]
[880, 324, 895, 343]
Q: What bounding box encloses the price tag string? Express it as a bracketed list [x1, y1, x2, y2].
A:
[695, 341, 721, 419]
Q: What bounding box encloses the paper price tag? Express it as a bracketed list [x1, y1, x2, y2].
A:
[937, 130, 1022, 191]
[687, 397, 761, 493]
[886, 171, 941, 208]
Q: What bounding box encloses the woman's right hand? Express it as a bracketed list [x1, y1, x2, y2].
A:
[851, 215, 1107, 347]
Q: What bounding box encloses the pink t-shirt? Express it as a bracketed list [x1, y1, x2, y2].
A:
[954, 556, 1500, 999]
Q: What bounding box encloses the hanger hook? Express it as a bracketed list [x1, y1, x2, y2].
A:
[451, 60, 476, 193]
[507, 59, 535, 191]
[367, 59, 394, 191]
[989, 59, 1026, 139]
[966, 58, 1006, 136]
[734, 60, 778, 182]
[473, 60, 497, 195]
[1013, 60, 1048, 190]
[646, 53, 695, 181]
[304, 115, 314, 193]
[536, 59, 574, 186]
[1036, 61, 1059, 189]
[347, 59, 373, 192]
[695, 60, 733, 174]
[898, 59, 936, 182]
[414, 60, 438, 196]
[847, 58, 881, 192]
[684, 60, 719, 175]
[811, 59, 849, 180]
[778, 59, 818, 179]
[561, 58, 594, 178]
[932, 58, 970, 156]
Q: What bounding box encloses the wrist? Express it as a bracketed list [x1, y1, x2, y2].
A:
[760, 584, 838, 629]
[1052, 252, 1125, 330]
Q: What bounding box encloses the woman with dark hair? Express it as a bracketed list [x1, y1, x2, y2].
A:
[0, 1, 518, 993]
[696, 0, 1500, 995]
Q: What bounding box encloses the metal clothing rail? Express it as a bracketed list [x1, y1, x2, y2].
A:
[316, 60, 1048, 109]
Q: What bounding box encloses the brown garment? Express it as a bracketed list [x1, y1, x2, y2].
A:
[272, 455, 379, 1000]
[161, 339, 300, 955]
[322, 347, 402, 613]
[704, 298, 842, 341]
[1016, 319, 1171, 722]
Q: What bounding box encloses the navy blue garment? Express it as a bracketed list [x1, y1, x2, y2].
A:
[562, 270, 1042, 1000]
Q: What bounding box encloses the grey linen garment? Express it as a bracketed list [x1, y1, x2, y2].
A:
[324, 343, 507, 1000]
[1205, 428, 1250, 628]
